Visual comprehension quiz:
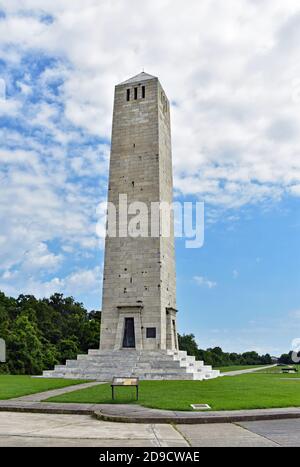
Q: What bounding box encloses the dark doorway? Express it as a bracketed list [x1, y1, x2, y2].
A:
[123, 318, 136, 348]
[172, 320, 177, 349]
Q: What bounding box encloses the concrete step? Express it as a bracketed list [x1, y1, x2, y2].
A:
[42, 349, 220, 381]
[194, 361, 204, 368]
[54, 365, 68, 371]
[140, 372, 194, 380]
[66, 360, 81, 368]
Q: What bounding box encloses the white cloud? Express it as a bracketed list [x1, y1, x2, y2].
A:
[63, 267, 101, 295]
[1, 0, 299, 208]
[1, 0, 300, 302]
[194, 275, 217, 289]
[0, 141, 108, 270]
[21, 243, 63, 272]
[0, 266, 102, 302]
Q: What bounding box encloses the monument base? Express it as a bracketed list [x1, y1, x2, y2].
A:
[42, 349, 220, 381]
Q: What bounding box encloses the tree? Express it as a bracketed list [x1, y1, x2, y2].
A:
[178, 334, 199, 357]
[178, 332, 278, 368]
[8, 313, 44, 374]
[58, 338, 80, 362]
[0, 290, 101, 375]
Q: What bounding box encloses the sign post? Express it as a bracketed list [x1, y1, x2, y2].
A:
[0, 339, 6, 363]
[111, 377, 139, 401]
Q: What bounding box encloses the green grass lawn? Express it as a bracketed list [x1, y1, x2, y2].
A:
[215, 365, 272, 373]
[0, 376, 86, 400]
[46, 372, 300, 411]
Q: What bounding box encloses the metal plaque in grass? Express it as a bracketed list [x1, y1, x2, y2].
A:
[190, 404, 211, 410]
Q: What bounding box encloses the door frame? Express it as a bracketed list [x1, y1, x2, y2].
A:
[114, 306, 143, 350]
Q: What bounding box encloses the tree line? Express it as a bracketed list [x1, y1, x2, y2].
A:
[0, 291, 291, 375]
[0, 292, 100, 375]
[178, 334, 274, 367]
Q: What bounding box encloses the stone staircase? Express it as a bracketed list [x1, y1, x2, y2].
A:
[42, 349, 220, 381]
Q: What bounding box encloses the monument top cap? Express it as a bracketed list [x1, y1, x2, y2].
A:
[119, 71, 157, 86]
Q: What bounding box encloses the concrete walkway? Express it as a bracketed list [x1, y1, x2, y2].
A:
[176, 423, 278, 447]
[220, 364, 277, 376]
[1, 412, 300, 446]
[11, 381, 103, 402]
[0, 412, 187, 447]
[176, 420, 300, 446]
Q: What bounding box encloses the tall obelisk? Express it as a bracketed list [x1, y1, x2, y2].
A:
[100, 72, 178, 352]
[42, 73, 220, 381]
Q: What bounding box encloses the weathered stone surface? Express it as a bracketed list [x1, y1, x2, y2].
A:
[100, 72, 177, 352]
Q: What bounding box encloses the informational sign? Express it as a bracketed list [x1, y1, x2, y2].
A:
[111, 377, 139, 400]
[0, 339, 6, 363]
[112, 377, 138, 386]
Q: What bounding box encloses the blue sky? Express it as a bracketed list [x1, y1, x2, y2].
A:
[0, 0, 300, 355]
[177, 197, 300, 354]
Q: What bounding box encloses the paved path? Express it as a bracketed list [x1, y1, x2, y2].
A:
[176, 423, 278, 447]
[239, 419, 300, 447]
[10, 381, 103, 402]
[1, 412, 300, 446]
[0, 412, 187, 447]
[177, 419, 300, 446]
[220, 364, 277, 376]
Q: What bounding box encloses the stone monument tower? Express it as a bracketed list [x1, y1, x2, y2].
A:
[100, 72, 178, 352]
[43, 72, 219, 381]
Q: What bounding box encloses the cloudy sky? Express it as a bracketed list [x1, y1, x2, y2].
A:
[0, 0, 300, 355]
